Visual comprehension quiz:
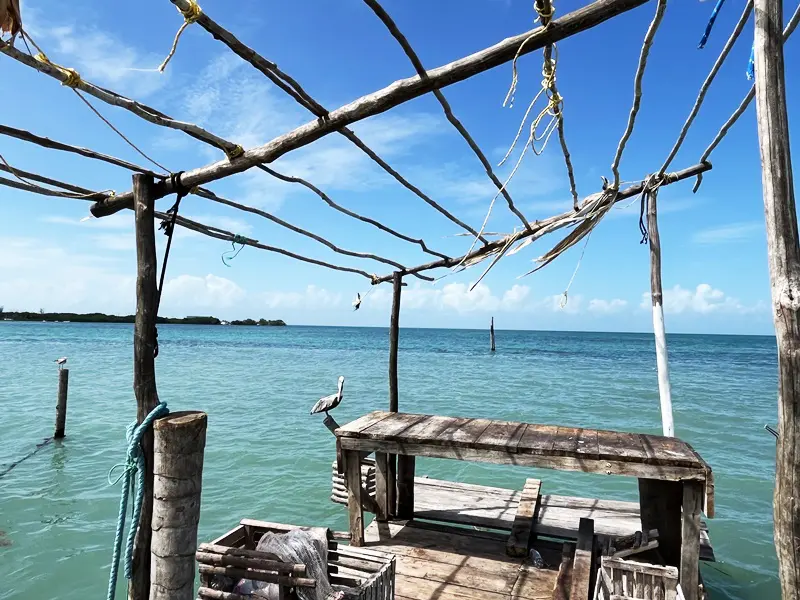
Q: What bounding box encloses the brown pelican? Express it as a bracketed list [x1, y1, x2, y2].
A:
[55, 357, 67, 370]
[310, 376, 344, 416]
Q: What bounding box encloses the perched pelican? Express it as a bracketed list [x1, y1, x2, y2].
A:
[352, 293, 362, 311]
[310, 376, 345, 416]
[54, 357, 67, 370]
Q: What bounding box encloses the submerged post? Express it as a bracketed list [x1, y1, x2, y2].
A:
[647, 189, 675, 437]
[54, 368, 69, 439]
[131, 173, 160, 600]
[490, 317, 496, 352]
[753, 0, 800, 597]
[151, 411, 207, 600]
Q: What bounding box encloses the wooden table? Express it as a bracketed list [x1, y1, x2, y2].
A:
[335, 411, 714, 600]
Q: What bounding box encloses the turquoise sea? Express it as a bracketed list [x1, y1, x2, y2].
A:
[0, 323, 781, 599]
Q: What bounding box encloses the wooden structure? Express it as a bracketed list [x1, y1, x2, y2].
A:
[197, 519, 395, 600]
[2, 0, 799, 597]
[335, 411, 713, 599]
[595, 557, 683, 600]
[54, 368, 69, 439]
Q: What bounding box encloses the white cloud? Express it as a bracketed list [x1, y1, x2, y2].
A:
[32, 24, 168, 98]
[262, 285, 343, 310]
[160, 274, 246, 314]
[588, 298, 628, 314]
[640, 283, 764, 315]
[692, 222, 762, 244]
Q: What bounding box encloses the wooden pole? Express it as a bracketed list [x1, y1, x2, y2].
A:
[647, 190, 675, 437]
[753, 1, 800, 597]
[54, 368, 69, 439]
[131, 173, 160, 600]
[151, 411, 207, 600]
[490, 317, 496, 352]
[388, 272, 403, 517]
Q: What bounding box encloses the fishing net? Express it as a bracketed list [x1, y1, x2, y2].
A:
[235, 528, 341, 600]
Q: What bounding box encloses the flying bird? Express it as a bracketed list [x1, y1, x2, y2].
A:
[55, 357, 67, 369]
[352, 293, 362, 311]
[310, 376, 345, 416]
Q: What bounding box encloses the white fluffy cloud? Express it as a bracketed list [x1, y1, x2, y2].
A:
[160, 275, 246, 314]
[262, 285, 344, 310]
[588, 298, 628, 314]
[640, 284, 763, 315]
[692, 222, 762, 245]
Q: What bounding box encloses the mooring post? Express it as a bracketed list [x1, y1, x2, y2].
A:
[753, 1, 800, 597]
[54, 368, 69, 439]
[150, 411, 207, 600]
[647, 188, 675, 437]
[388, 271, 403, 517]
[490, 317, 496, 352]
[131, 173, 160, 600]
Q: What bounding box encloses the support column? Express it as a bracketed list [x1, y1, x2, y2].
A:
[680, 481, 703, 600]
[396, 455, 416, 520]
[150, 411, 207, 600]
[54, 368, 69, 439]
[344, 449, 364, 546]
[638, 479, 682, 567]
[131, 173, 160, 600]
[753, 1, 800, 597]
[388, 272, 402, 518]
[647, 189, 674, 437]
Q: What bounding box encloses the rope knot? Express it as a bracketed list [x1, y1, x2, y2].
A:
[34, 53, 82, 87]
[225, 144, 245, 160]
[180, 0, 202, 23]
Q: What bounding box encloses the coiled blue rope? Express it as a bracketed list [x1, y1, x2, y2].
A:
[106, 401, 169, 600]
[698, 0, 728, 49]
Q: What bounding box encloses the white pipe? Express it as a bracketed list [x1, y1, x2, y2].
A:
[651, 302, 674, 437]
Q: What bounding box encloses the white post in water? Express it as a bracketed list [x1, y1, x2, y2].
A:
[647, 188, 674, 437]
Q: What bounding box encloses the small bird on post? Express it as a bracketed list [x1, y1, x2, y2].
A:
[55, 357, 67, 370]
[310, 376, 345, 416]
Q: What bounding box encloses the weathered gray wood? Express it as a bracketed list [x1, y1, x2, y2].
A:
[197, 587, 252, 600]
[506, 478, 541, 557]
[345, 450, 365, 546]
[490, 317, 496, 352]
[389, 272, 402, 412]
[196, 545, 305, 575]
[553, 543, 574, 600]
[753, 1, 800, 598]
[639, 479, 682, 568]
[91, 0, 651, 217]
[130, 173, 160, 600]
[151, 411, 207, 600]
[396, 455, 415, 519]
[569, 518, 594, 600]
[680, 481, 702, 600]
[375, 452, 389, 522]
[648, 184, 675, 438]
[475, 420, 527, 452]
[336, 411, 393, 437]
[54, 368, 68, 439]
[198, 565, 315, 587]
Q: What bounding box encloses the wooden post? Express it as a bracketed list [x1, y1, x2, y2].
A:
[753, 1, 800, 597]
[388, 272, 402, 518]
[490, 317, 496, 352]
[375, 452, 389, 522]
[131, 173, 160, 600]
[680, 481, 703, 600]
[638, 479, 682, 567]
[151, 411, 207, 600]
[396, 455, 415, 519]
[54, 368, 69, 439]
[647, 189, 675, 437]
[344, 449, 364, 546]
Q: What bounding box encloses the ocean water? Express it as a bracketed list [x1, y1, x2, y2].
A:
[0, 323, 781, 599]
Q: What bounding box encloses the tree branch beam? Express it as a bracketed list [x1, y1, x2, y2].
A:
[90, 0, 650, 216]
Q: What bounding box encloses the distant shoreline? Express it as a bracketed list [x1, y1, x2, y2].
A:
[0, 312, 286, 327]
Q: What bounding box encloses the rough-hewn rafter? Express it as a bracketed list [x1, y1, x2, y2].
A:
[89, 0, 650, 216]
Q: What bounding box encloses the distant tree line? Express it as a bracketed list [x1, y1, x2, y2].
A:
[0, 309, 285, 327]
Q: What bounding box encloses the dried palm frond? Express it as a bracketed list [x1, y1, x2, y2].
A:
[0, 0, 22, 38]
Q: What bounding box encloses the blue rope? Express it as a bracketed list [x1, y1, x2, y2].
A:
[698, 0, 728, 49]
[746, 42, 755, 80]
[106, 401, 169, 600]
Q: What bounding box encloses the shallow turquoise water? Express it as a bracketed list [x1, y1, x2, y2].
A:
[0, 323, 780, 599]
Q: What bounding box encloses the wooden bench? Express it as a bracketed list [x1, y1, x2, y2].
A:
[335, 411, 714, 600]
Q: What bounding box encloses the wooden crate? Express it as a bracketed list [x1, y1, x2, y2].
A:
[197, 518, 395, 600]
[331, 458, 376, 507]
[594, 557, 684, 600]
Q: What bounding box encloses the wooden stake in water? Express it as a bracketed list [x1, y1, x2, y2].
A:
[150, 411, 207, 600]
[490, 317, 496, 352]
[54, 368, 69, 439]
[752, 0, 800, 596]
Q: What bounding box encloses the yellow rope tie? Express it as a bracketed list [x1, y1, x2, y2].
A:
[225, 145, 244, 160]
[534, 1, 555, 25]
[34, 53, 82, 88]
[158, 0, 203, 73]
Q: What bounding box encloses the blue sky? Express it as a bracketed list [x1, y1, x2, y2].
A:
[1, 0, 797, 334]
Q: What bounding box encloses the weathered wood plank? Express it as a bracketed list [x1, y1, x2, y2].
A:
[576, 428, 600, 461]
[375, 452, 389, 521]
[360, 413, 429, 440]
[345, 450, 365, 546]
[509, 564, 559, 600]
[552, 427, 582, 456]
[552, 543, 574, 600]
[569, 519, 594, 600]
[335, 411, 393, 437]
[680, 481, 703, 600]
[396, 455, 415, 519]
[639, 435, 699, 468]
[474, 420, 528, 452]
[439, 417, 493, 446]
[598, 431, 648, 463]
[397, 415, 464, 442]
[517, 424, 559, 455]
[506, 478, 542, 557]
